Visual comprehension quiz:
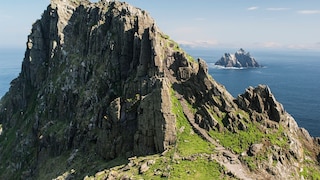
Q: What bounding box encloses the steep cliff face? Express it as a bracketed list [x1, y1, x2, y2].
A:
[0, 1, 319, 179]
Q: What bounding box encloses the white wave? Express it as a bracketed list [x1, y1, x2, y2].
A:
[208, 64, 245, 70]
[208, 63, 265, 70]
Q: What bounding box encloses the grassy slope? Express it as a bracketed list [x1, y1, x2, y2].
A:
[82, 89, 230, 180]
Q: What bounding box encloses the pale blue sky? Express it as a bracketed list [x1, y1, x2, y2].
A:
[1, 0, 320, 51]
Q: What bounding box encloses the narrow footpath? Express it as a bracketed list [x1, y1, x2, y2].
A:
[175, 93, 258, 180]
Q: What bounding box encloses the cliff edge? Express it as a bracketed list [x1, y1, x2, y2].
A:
[0, 1, 319, 179]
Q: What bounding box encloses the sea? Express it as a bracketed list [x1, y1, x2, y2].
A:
[188, 48, 320, 137]
[0, 48, 24, 99]
[0, 48, 320, 137]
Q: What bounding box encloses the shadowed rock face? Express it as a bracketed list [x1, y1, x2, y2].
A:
[0, 1, 200, 177]
[215, 48, 260, 68]
[237, 85, 285, 122]
[2, 0, 182, 159]
[0, 1, 319, 179]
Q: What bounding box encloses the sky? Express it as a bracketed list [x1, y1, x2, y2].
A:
[0, 0, 320, 51]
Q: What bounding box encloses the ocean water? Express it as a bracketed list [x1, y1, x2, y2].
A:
[188, 49, 320, 137]
[0, 48, 320, 137]
[0, 48, 23, 99]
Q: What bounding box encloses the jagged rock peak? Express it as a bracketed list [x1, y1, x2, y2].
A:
[215, 48, 261, 68]
[236, 48, 246, 54]
[236, 85, 285, 122]
[49, 0, 152, 45]
[50, 0, 88, 42]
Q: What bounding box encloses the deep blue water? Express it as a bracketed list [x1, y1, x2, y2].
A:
[188, 48, 320, 137]
[0, 48, 320, 137]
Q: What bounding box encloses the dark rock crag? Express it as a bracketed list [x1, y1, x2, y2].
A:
[0, 1, 319, 179]
[215, 48, 261, 68]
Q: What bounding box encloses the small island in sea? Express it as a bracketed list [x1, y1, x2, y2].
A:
[215, 48, 261, 68]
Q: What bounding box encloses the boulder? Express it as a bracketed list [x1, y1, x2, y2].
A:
[248, 143, 264, 156]
[139, 162, 149, 174]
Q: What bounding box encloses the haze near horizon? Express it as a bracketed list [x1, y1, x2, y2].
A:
[0, 0, 319, 51]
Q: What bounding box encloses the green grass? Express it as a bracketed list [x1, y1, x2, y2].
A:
[170, 89, 215, 156]
[161, 33, 170, 40]
[265, 125, 289, 148]
[242, 156, 257, 171]
[208, 109, 291, 172]
[170, 158, 226, 180]
[207, 106, 226, 126]
[186, 53, 196, 63]
[88, 150, 228, 180]
[54, 88, 240, 179]
[209, 116, 289, 154]
[300, 166, 320, 179]
[38, 149, 128, 179]
[209, 122, 264, 154]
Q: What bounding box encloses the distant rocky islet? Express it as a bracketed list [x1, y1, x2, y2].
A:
[215, 48, 261, 68]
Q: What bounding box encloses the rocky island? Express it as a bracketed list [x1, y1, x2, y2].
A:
[215, 48, 261, 68]
[0, 0, 319, 179]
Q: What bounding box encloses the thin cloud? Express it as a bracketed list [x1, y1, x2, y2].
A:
[266, 8, 290, 11]
[286, 43, 320, 51]
[298, 10, 320, 14]
[247, 6, 259, 11]
[263, 42, 282, 48]
[253, 42, 283, 49]
[177, 40, 220, 48]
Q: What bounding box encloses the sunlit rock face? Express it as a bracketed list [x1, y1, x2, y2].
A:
[215, 48, 261, 68]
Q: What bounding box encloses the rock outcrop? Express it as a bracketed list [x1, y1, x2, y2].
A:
[215, 48, 261, 68]
[0, 1, 319, 179]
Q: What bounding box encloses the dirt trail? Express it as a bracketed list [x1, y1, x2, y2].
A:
[176, 94, 256, 180]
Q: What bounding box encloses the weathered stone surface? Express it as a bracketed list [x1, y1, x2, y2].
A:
[248, 143, 263, 156]
[0, 1, 182, 178]
[236, 85, 285, 122]
[139, 162, 149, 174]
[134, 79, 176, 155]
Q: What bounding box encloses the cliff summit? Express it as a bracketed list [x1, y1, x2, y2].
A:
[0, 1, 319, 179]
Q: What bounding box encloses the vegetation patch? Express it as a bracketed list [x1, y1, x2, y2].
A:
[185, 53, 195, 63]
[209, 122, 264, 154]
[242, 156, 257, 171]
[209, 114, 289, 154]
[0, 126, 16, 168]
[170, 89, 215, 156]
[169, 157, 226, 179]
[161, 33, 195, 63]
[300, 166, 320, 179]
